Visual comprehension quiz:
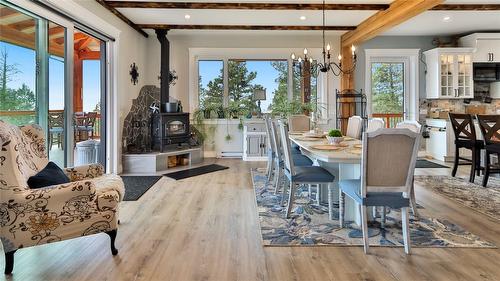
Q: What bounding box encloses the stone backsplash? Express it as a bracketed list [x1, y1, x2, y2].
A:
[421, 99, 500, 116]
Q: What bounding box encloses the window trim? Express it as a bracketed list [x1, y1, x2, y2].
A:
[364, 49, 420, 121]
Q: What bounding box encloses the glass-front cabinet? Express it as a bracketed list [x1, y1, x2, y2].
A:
[425, 48, 474, 99]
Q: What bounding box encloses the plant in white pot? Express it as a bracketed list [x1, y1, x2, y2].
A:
[326, 129, 343, 145]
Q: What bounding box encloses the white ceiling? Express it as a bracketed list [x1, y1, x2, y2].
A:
[383, 10, 500, 36]
[114, 0, 500, 36]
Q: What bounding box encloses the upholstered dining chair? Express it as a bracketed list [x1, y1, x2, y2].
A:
[270, 119, 313, 196]
[288, 115, 310, 133]
[338, 128, 420, 254]
[476, 114, 500, 187]
[396, 120, 423, 217]
[366, 118, 385, 133]
[448, 113, 483, 183]
[346, 116, 363, 139]
[278, 120, 335, 219]
[0, 120, 124, 274]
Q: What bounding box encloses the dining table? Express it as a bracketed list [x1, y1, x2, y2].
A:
[289, 133, 365, 225]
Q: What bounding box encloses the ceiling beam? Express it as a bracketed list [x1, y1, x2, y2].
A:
[340, 0, 444, 91]
[95, 0, 149, 38]
[0, 24, 64, 57]
[138, 24, 356, 31]
[341, 0, 444, 48]
[106, 1, 389, 10]
[432, 4, 500, 11]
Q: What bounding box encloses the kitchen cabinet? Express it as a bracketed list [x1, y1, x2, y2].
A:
[459, 33, 500, 62]
[424, 48, 474, 99]
[243, 122, 268, 161]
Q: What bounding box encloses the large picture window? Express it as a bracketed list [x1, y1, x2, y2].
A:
[197, 58, 319, 118]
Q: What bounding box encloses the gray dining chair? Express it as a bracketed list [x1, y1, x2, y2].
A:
[270, 119, 313, 195]
[338, 128, 420, 254]
[346, 116, 363, 139]
[278, 120, 335, 219]
[264, 116, 276, 183]
[366, 118, 385, 133]
[396, 120, 423, 217]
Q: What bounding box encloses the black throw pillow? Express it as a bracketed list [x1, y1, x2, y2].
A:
[27, 161, 71, 189]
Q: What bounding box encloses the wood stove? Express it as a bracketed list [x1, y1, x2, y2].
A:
[152, 113, 190, 150]
[155, 29, 191, 152]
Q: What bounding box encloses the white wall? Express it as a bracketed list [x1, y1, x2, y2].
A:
[144, 30, 342, 122]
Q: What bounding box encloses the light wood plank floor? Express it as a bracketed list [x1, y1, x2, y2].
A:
[1, 159, 499, 281]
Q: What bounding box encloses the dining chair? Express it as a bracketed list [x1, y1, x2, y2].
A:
[395, 120, 423, 217]
[366, 118, 385, 133]
[288, 115, 310, 133]
[48, 111, 64, 149]
[476, 114, 500, 187]
[338, 128, 420, 254]
[270, 119, 313, 197]
[346, 116, 363, 139]
[85, 112, 98, 139]
[264, 116, 275, 182]
[278, 120, 335, 219]
[449, 113, 483, 183]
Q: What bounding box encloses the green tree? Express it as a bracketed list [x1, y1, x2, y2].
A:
[371, 63, 404, 113]
[0, 47, 36, 125]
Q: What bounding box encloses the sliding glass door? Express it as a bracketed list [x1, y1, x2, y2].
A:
[0, 1, 109, 168]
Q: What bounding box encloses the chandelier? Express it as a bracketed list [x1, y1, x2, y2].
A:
[291, 0, 357, 77]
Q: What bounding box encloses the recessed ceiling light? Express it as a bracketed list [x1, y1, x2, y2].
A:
[442, 16, 452, 22]
[300, 16, 307, 21]
[185, 14, 191, 20]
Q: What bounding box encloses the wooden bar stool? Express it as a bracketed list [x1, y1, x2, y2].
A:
[449, 113, 484, 183]
[477, 115, 500, 187]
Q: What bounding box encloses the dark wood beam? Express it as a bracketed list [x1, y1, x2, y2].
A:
[139, 24, 356, 31]
[432, 4, 500, 10]
[107, 1, 389, 10]
[95, 0, 148, 38]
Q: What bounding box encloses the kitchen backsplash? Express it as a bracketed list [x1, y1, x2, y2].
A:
[421, 99, 500, 118]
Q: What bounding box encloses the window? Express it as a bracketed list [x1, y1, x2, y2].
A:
[193, 49, 326, 119]
[228, 60, 287, 114]
[198, 60, 224, 110]
[0, 4, 37, 126]
[370, 62, 405, 114]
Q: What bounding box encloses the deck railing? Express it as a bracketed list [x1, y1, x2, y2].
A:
[371, 113, 404, 128]
[0, 110, 101, 138]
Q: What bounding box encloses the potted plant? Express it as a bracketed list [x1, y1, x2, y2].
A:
[327, 129, 344, 145]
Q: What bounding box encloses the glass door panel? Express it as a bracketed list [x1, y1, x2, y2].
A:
[48, 21, 66, 167]
[73, 29, 105, 166]
[0, 4, 37, 126]
[370, 62, 405, 127]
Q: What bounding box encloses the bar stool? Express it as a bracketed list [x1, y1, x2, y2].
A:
[449, 113, 484, 183]
[477, 114, 500, 187]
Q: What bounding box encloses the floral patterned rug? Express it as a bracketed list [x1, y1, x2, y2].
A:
[414, 175, 500, 222]
[252, 168, 495, 248]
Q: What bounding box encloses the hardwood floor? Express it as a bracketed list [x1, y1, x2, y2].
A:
[2, 159, 499, 281]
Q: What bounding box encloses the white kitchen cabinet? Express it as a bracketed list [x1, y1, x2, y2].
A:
[459, 33, 500, 62]
[424, 48, 474, 99]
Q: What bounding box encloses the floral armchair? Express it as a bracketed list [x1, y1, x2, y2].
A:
[0, 120, 124, 274]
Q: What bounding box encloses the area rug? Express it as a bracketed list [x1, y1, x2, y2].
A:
[414, 175, 500, 221]
[122, 176, 162, 201]
[416, 159, 449, 169]
[251, 168, 494, 248]
[164, 164, 228, 180]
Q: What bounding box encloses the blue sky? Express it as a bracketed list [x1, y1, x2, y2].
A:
[199, 60, 286, 112]
[2, 41, 101, 112]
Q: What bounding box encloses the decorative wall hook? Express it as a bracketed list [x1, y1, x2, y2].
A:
[130, 63, 139, 85]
